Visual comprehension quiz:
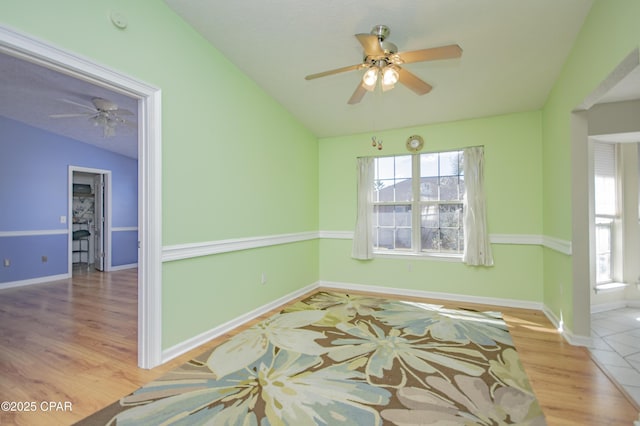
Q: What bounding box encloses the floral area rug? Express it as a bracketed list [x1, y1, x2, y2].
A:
[77, 291, 546, 425]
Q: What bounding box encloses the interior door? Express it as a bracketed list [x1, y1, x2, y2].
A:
[94, 174, 105, 271]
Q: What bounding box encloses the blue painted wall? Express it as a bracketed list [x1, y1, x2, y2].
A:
[0, 116, 138, 284]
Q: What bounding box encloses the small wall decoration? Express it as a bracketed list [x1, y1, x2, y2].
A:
[406, 134, 424, 152]
[371, 136, 383, 150]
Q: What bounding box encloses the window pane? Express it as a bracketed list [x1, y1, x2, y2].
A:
[374, 179, 393, 202]
[396, 206, 411, 226]
[374, 156, 412, 202]
[420, 227, 439, 251]
[439, 176, 460, 201]
[440, 151, 460, 176]
[377, 205, 394, 226]
[395, 178, 412, 202]
[376, 157, 395, 179]
[595, 220, 612, 283]
[420, 153, 438, 177]
[377, 228, 394, 250]
[439, 204, 462, 228]
[440, 229, 460, 251]
[595, 176, 616, 216]
[419, 203, 463, 253]
[596, 253, 611, 283]
[373, 205, 412, 251]
[421, 204, 438, 228]
[395, 156, 412, 179]
[420, 177, 438, 201]
[594, 142, 616, 216]
[396, 228, 412, 249]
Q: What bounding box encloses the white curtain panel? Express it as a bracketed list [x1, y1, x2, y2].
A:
[463, 147, 494, 266]
[352, 157, 374, 260]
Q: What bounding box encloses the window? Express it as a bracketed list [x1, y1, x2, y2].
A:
[593, 142, 618, 284]
[372, 150, 464, 255]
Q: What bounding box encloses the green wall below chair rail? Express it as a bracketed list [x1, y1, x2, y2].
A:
[162, 239, 319, 349]
[320, 239, 543, 303]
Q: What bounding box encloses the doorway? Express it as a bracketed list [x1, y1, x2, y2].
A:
[70, 168, 111, 275]
[0, 26, 163, 368]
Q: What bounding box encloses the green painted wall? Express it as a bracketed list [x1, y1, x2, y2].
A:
[319, 111, 544, 302]
[1, 1, 319, 349]
[541, 0, 640, 332]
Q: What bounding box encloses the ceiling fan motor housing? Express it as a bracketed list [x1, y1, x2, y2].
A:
[371, 24, 390, 41]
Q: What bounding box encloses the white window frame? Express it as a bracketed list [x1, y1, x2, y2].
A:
[372, 150, 464, 259]
[593, 142, 621, 285]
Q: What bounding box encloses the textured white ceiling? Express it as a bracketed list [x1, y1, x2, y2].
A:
[164, 0, 594, 137]
[0, 52, 138, 159]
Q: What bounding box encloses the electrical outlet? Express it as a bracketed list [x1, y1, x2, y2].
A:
[261, 272, 267, 285]
[60, 215, 67, 224]
[3, 259, 9, 267]
[42, 255, 48, 263]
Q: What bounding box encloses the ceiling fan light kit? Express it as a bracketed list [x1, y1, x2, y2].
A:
[305, 25, 462, 104]
[50, 97, 135, 138]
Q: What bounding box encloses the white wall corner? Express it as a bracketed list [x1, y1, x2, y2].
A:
[542, 236, 572, 255]
[542, 304, 592, 347]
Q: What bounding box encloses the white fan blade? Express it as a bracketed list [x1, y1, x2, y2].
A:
[58, 98, 97, 112]
[49, 113, 93, 118]
[347, 83, 368, 105]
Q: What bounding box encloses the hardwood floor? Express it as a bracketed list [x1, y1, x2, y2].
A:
[0, 271, 638, 425]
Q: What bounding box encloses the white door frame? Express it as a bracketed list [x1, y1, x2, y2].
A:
[68, 167, 112, 273]
[0, 26, 163, 368]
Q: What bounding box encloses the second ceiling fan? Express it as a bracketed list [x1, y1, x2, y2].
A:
[305, 25, 462, 104]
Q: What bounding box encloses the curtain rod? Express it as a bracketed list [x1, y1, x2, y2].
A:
[356, 144, 484, 159]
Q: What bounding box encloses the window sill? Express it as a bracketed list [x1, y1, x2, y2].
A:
[593, 282, 627, 294]
[373, 251, 463, 262]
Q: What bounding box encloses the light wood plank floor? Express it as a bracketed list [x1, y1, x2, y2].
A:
[0, 270, 638, 425]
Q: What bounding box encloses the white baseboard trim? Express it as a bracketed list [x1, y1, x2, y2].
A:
[592, 299, 640, 313]
[318, 280, 544, 311]
[591, 300, 628, 313]
[0, 273, 70, 291]
[161, 281, 319, 363]
[109, 263, 138, 271]
[542, 305, 592, 347]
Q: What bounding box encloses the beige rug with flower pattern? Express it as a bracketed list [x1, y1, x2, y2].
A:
[77, 291, 546, 425]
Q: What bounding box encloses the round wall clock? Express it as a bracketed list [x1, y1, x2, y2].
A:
[406, 134, 424, 152]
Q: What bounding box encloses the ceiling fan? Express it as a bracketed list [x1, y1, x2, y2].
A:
[50, 97, 135, 137]
[305, 25, 462, 104]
